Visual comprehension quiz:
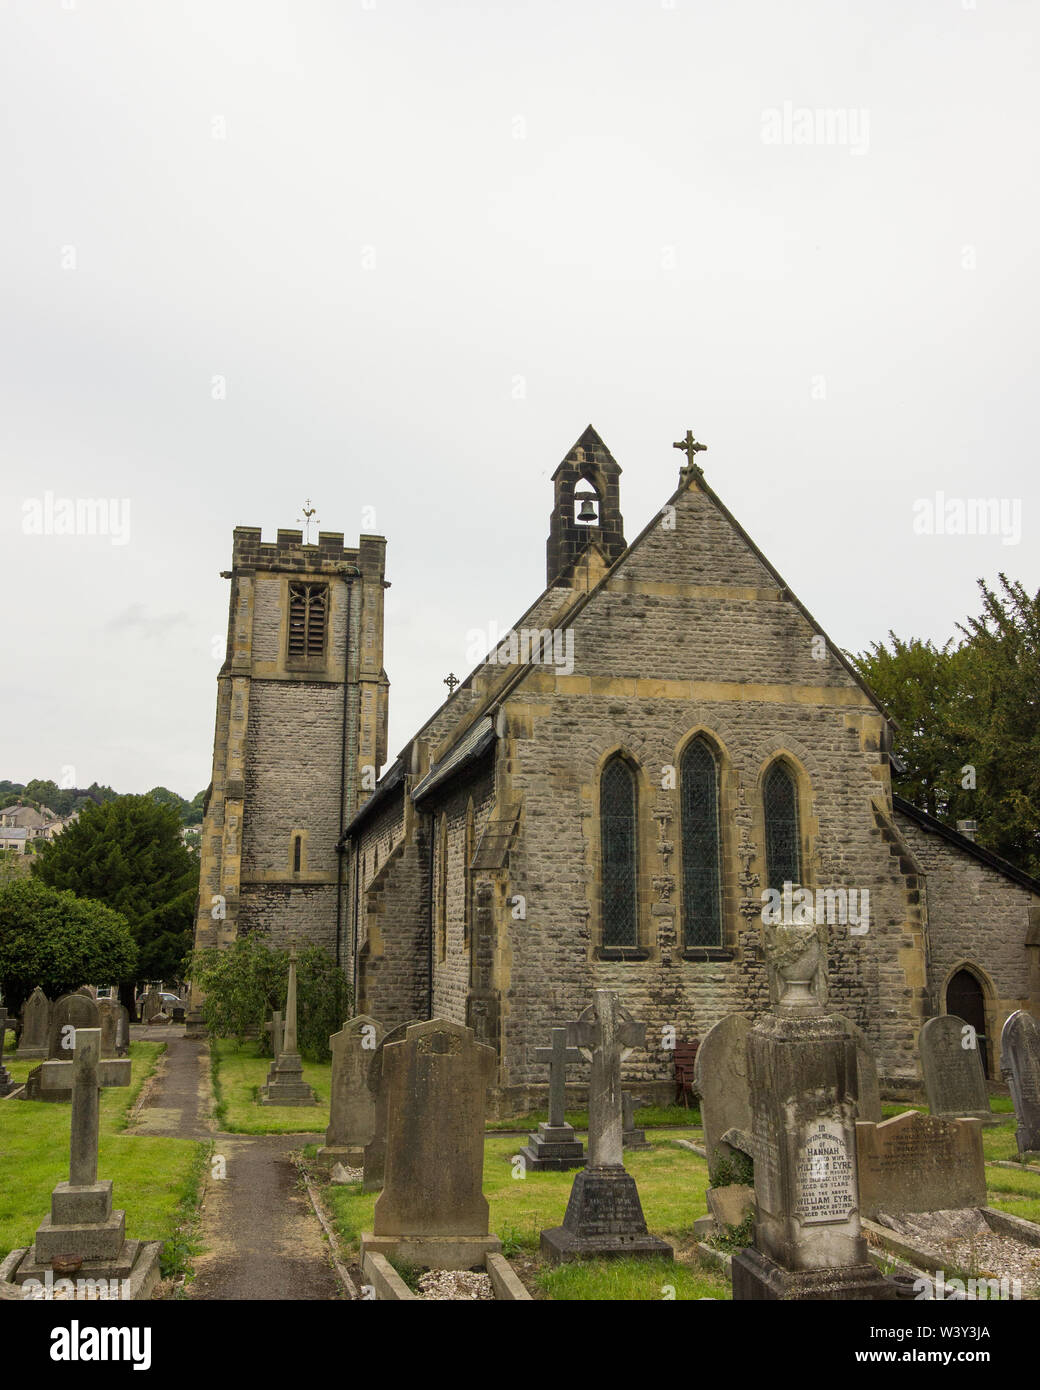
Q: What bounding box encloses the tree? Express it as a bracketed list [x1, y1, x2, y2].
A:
[0, 877, 137, 1020]
[183, 789, 208, 826]
[23, 779, 75, 817]
[31, 795, 199, 997]
[187, 934, 352, 1060]
[853, 574, 1040, 877]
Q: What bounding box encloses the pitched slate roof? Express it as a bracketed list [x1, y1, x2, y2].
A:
[893, 794, 1040, 895]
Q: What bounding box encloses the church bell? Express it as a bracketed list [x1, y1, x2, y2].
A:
[575, 492, 598, 523]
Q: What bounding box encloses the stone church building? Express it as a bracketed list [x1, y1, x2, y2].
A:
[192, 427, 1040, 1110]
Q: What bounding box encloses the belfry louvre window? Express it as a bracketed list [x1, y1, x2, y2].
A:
[764, 761, 801, 891]
[601, 757, 638, 948]
[680, 738, 722, 948]
[288, 582, 328, 658]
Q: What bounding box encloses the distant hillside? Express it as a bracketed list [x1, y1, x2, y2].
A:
[0, 779, 207, 824]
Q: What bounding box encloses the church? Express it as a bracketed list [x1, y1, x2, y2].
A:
[191, 426, 1040, 1113]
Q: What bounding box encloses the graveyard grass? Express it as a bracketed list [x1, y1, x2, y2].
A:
[0, 1042, 204, 1273]
[322, 1131, 732, 1300]
[210, 1037, 331, 1133]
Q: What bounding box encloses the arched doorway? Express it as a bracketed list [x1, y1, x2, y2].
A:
[947, 968, 989, 1078]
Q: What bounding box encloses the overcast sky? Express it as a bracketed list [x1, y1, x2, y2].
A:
[1, 0, 1037, 798]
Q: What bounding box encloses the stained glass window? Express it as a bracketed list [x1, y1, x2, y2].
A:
[764, 761, 801, 891]
[602, 757, 638, 947]
[681, 738, 722, 947]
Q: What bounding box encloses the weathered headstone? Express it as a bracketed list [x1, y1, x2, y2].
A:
[140, 989, 163, 1024]
[259, 948, 316, 1106]
[835, 1015, 883, 1124]
[0, 1008, 15, 1097]
[540, 991, 672, 1263]
[622, 1093, 652, 1150]
[519, 1026, 585, 1171]
[97, 999, 121, 1059]
[319, 1015, 385, 1164]
[707, 1183, 756, 1234]
[731, 916, 895, 1301]
[919, 1014, 997, 1125]
[362, 1021, 416, 1192]
[48, 993, 101, 1060]
[361, 1018, 501, 1271]
[1000, 1010, 1040, 1155]
[0, 1027, 161, 1297]
[695, 1012, 754, 1180]
[855, 1111, 986, 1219]
[16, 987, 50, 1059]
[114, 1005, 130, 1057]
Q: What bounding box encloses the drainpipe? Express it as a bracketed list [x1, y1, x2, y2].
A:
[335, 565, 361, 971]
[426, 808, 434, 1019]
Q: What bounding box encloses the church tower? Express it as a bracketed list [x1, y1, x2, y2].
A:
[546, 425, 626, 587]
[187, 523, 389, 1033]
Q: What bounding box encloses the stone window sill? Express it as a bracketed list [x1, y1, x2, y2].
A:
[681, 948, 734, 962]
[596, 947, 651, 962]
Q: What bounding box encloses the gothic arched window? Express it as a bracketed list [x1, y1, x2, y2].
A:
[601, 756, 638, 947]
[680, 738, 722, 948]
[764, 761, 801, 891]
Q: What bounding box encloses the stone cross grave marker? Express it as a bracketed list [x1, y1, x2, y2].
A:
[0, 1008, 15, 1096]
[319, 1015, 385, 1163]
[1001, 1010, 1040, 1154]
[260, 947, 316, 1106]
[622, 1093, 652, 1149]
[519, 1026, 585, 1171]
[17, 987, 50, 1059]
[15, 1027, 138, 1281]
[363, 1018, 501, 1271]
[540, 991, 672, 1263]
[919, 1014, 996, 1125]
[97, 999, 121, 1059]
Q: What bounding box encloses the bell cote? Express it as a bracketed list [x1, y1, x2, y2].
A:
[546, 425, 627, 588]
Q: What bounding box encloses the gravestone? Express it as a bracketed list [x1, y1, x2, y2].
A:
[319, 1015, 385, 1164]
[361, 1018, 501, 1271]
[260, 949, 316, 1106]
[835, 1016, 883, 1124]
[731, 916, 895, 1301]
[856, 1111, 986, 1219]
[362, 1021, 416, 1192]
[0, 1027, 160, 1297]
[0, 1008, 15, 1096]
[49, 992, 102, 1055]
[622, 1093, 652, 1150]
[17, 987, 50, 1059]
[114, 1005, 130, 1057]
[97, 999, 121, 1059]
[541, 991, 672, 1264]
[1000, 1010, 1040, 1155]
[919, 1014, 997, 1125]
[519, 1026, 585, 1171]
[694, 1012, 753, 1181]
[140, 990, 163, 1024]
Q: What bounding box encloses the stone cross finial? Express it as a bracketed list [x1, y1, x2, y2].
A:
[565, 991, 645, 1167]
[533, 1027, 582, 1129]
[673, 429, 707, 479]
[444, 672, 460, 694]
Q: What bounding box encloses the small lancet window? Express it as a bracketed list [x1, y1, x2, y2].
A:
[601, 756, 638, 947]
[764, 762, 801, 891]
[292, 834, 302, 873]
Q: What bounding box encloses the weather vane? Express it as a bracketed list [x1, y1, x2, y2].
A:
[297, 498, 320, 544]
[673, 430, 707, 481]
[444, 672, 460, 694]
